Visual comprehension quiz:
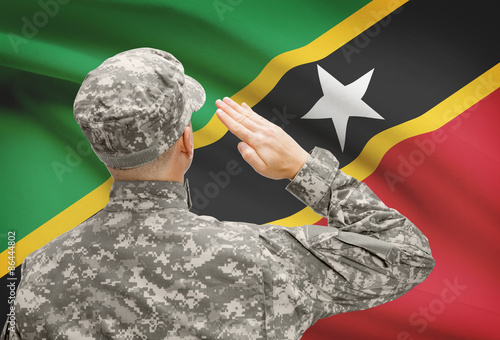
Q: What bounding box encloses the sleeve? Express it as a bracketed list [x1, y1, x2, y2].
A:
[260, 147, 435, 324]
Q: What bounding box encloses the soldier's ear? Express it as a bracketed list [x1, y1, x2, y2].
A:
[180, 123, 194, 159]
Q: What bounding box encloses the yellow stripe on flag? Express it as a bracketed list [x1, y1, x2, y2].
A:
[0, 178, 113, 278]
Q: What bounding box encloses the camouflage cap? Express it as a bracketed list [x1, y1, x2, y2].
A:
[73, 47, 206, 169]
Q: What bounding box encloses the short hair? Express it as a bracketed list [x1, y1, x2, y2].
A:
[107, 142, 177, 181]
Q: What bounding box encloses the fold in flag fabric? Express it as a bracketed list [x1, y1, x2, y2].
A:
[1, 1, 499, 339]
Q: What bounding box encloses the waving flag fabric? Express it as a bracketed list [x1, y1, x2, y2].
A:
[1, 1, 499, 339]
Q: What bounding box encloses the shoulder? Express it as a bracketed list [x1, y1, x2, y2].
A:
[21, 210, 106, 278]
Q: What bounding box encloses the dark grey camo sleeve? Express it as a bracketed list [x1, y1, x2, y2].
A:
[259, 147, 435, 337]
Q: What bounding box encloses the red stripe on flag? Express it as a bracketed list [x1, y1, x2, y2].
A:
[304, 88, 500, 340]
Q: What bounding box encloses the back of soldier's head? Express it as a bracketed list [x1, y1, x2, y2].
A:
[73, 47, 205, 170]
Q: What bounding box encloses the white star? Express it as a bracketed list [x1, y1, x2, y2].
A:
[301, 65, 384, 151]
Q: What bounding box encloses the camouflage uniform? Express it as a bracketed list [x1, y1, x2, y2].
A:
[3, 147, 434, 339]
[1, 48, 435, 339]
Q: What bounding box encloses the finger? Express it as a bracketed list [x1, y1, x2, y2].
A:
[222, 97, 267, 126]
[216, 99, 261, 132]
[216, 108, 254, 143]
[238, 142, 267, 173]
[241, 102, 269, 125]
[218, 98, 259, 128]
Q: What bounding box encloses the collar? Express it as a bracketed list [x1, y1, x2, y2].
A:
[105, 179, 192, 212]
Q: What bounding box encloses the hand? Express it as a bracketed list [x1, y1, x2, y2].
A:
[215, 97, 309, 180]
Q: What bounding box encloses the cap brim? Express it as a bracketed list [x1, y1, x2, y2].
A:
[184, 74, 206, 113]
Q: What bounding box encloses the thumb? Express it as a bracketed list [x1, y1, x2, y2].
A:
[238, 142, 266, 173]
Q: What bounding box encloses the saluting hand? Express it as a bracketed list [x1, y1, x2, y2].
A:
[215, 97, 309, 180]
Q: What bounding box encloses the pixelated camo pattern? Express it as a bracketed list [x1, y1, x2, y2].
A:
[3, 147, 434, 339]
[73, 48, 205, 169]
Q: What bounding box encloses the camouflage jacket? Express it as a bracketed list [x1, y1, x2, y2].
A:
[3, 147, 435, 339]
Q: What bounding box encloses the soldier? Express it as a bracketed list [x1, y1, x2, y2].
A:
[2, 48, 434, 339]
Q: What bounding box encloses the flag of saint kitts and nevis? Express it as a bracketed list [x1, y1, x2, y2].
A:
[1, 0, 499, 338]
